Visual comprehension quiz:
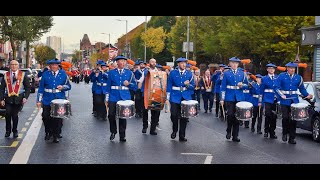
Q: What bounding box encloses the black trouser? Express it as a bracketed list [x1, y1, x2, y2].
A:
[135, 90, 143, 116]
[170, 102, 188, 138]
[215, 93, 223, 116]
[94, 93, 107, 118]
[226, 101, 239, 138]
[202, 92, 213, 111]
[281, 105, 297, 140]
[264, 102, 277, 135]
[130, 90, 135, 101]
[143, 108, 160, 132]
[42, 105, 62, 137]
[5, 103, 21, 133]
[192, 89, 201, 108]
[92, 92, 96, 113]
[108, 102, 126, 138]
[251, 106, 263, 131]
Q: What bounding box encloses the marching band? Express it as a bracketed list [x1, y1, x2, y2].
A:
[16, 50, 312, 146]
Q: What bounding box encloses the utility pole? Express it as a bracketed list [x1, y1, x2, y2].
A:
[186, 16, 190, 59]
[144, 16, 147, 62]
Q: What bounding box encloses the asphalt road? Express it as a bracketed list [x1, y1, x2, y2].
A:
[1, 81, 320, 164]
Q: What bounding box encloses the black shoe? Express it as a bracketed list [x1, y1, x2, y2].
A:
[53, 137, 59, 143]
[110, 133, 116, 141]
[282, 134, 288, 142]
[288, 139, 296, 144]
[142, 128, 147, 134]
[209, 109, 212, 113]
[264, 133, 268, 138]
[226, 133, 231, 139]
[150, 131, 157, 135]
[215, 114, 218, 117]
[205, 110, 207, 113]
[45, 133, 50, 140]
[232, 137, 240, 142]
[58, 134, 62, 138]
[270, 134, 277, 139]
[251, 128, 255, 133]
[179, 137, 187, 142]
[5, 132, 10, 137]
[120, 137, 126, 142]
[13, 132, 18, 138]
[171, 132, 177, 139]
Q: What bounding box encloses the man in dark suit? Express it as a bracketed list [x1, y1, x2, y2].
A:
[0, 60, 30, 138]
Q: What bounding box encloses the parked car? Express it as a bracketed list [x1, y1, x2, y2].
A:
[32, 69, 41, 87]
[20, 68, 36, 93]
[296, 82, 320, 142]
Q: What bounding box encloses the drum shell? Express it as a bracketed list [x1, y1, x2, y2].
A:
[144, 71, 167, 110]
[116, 101, 135, 119]
[235, 102, 253, 121]
[181, 101, 198, 118]
[50, 100, 71, 119]
[291, 105, 309, 121]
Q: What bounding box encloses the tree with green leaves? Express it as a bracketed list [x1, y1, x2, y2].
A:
[141, 27, 166, 57]
[34, 45, 56, 66]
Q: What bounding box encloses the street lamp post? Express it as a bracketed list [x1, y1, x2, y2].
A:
[144, 16, 147, 62]
[101, 33, 111, 59]
[116, 19, 128, 57]
[186, 16, 190, 60]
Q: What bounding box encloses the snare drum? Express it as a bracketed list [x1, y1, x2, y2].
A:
[236, 101, 253, 121]
[116, 100, 135, 119]
[291, 103, 308, 121]
[181, 100, 199, 118]
[50, 99, 72, 118]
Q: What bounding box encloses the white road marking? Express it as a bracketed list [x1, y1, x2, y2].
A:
[276, 126, 283, 129]
[25, 122, 30, 126]
[204, 155, 213, 164]
[181, 153, 213, 164]
[21, 128, 27, 132]
[10, 109, 43, 164]
[28, 117, 33, 121]
[181, 153, 211, 156]
[30, 114, 35, 117]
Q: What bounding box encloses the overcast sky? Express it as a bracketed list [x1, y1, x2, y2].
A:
[40, 16, 151, 54]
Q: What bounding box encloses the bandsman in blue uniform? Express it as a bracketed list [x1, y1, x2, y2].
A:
[105, 56, 137, 142]
[212, 64, 225, 117]
[36, 59, 71, 143]
[220, 57, 248, 142]
[275, 62, 313, 144]
[166, 57, 195, 142]
[133, 60, 143, 118]
[135, 61, 147, 118]
[91, 62, 108, 120]
[250, 74, 263, 134]
[242, 72, 253, 128]
[260, 63, 278, 139]
[89, 60, 104, 117]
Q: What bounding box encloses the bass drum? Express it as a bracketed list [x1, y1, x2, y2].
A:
[144, 71, 167, 110]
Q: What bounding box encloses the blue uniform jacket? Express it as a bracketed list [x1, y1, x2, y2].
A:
[274, 72, 308, 106]
[250, 82, 262, 107]
[212, 71, 222, 94]
[260, 74, 278, 104]
[89, 71, 97, 93]
[167, 69, 195, 104]
[37, 70, 71, 106]
[106, 68, 137, 102]
[243, 79, 253, 102]
[91, 71, 108, 94]
[220, 68, 248, 102]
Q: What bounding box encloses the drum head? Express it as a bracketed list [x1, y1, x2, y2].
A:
[236, 101, 253, 108]
[181, 100, 199, 105]
[291, 103, 308, 108]
[51, 99, 70, 104]
[117, 100, 134, 106]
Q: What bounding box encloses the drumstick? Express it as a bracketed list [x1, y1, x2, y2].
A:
[258, 106, 261, 118]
